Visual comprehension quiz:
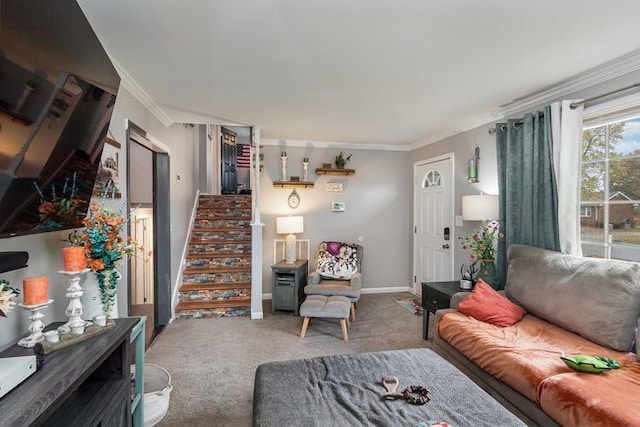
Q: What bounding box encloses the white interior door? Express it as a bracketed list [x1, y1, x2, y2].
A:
[131, 210, 154, 305]
[413, 155, 455, 294]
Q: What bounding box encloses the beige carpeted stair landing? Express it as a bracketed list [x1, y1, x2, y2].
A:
[175, 194, 252, 319]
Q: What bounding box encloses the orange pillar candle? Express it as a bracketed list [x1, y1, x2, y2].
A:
[23, 276, 48, 305]
[63, 246, 86, 272]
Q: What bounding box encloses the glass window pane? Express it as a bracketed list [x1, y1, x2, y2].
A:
[610, 244, 640, 263]
[609, 157, 640, 200]
[581, 220, 605, 243]
[581, 161, 604, 201]
[610, 117, 640, 159]
[423, 170, 442, 188]
[581, 243, 605, 259]
[582, 127, 607, 161]
[581, 114, 640, 261]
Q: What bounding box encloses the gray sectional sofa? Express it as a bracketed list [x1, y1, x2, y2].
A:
[434, 244, 640, 426]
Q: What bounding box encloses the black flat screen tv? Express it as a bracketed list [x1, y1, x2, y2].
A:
[0, 0, 120, 238]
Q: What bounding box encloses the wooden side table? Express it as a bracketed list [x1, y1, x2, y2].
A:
[422, 281, 463, 340]
[271, 260, 308, 315]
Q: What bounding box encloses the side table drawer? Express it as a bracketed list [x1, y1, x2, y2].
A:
[274, 282, 295, 310]
[424, 288, 450, 312]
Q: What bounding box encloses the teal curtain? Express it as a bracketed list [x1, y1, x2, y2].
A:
[496, 107, 560, 287]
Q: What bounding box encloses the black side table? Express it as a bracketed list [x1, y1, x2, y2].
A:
[422, 281, 463, 340]
[271, 260, 308, 315]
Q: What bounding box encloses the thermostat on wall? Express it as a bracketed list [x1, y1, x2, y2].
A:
[325, 183, 343, 192]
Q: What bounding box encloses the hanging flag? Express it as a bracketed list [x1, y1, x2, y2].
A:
[237, 144, 251, 168]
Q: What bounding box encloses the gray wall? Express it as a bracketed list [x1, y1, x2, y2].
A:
[259, 144, 411, 294]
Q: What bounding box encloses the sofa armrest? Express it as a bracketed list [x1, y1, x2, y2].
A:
[308, 271, 320, 285]
[350, 272, 362, 290]
[637, 319, 639, 361]
[450, 292, 471, 309]
[450, 289, 508, 309]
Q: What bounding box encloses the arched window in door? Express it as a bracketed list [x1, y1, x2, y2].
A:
[423, 170, 443, 188]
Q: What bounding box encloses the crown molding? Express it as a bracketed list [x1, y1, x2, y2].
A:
[260, 138, 410, 152]
[110, 57, 174, 127]
[499, 49, 640, 117]
[408, 111, 503, 150]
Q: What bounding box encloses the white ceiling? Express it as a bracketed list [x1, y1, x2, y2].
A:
[76, 0, 640, 148]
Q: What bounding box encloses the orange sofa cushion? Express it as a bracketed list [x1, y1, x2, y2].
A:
[538, 363, 640, 426]
[437, 311, 637, 402]
[457, 279, 526, 327]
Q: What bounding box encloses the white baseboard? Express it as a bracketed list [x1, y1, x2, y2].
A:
[261, 286, 414, 301]
[361, 286, 414, 295]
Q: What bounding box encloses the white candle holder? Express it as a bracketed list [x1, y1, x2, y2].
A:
[17, 299, 54, 348]
[281, 155, 288, 181]
[303, 161, 309, 181]
[59, 268, 91, 333]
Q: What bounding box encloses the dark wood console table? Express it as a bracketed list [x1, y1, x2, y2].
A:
[0, 317, 142, 426]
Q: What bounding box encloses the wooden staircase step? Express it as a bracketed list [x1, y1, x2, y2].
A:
[194, 222, 250, 229]
[176, 298, 251, 310]
[185, 253, 251, 259]
[179, 282, 251, 292]
[189, 239, 251, 243]
[195, 212, 251, 220]
[183, 267, 250, 275]
[192, 227, 248, 232]
[189, 240, 251, 247]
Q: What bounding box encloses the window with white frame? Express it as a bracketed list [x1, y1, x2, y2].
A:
[579, 206, 593, 217]
[580, 116, 640, 261]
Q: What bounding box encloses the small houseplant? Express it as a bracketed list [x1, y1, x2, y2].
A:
[459, 263, 478, 289]
[334, 152, 352, 169]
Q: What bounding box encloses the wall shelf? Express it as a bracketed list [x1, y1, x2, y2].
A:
[315, 168, 355, 176]
[0, 101, 33, 125]
[273, 181, 314, 188]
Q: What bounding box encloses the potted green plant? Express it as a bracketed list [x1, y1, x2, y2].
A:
[335, 152, 352, 169]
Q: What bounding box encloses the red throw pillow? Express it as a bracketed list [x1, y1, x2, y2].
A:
[457, 279, 526, 327]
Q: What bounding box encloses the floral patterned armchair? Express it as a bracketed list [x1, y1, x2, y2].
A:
[305, 241, 363, 321]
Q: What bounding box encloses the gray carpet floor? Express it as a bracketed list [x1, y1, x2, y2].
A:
[145, 292, 431, 426]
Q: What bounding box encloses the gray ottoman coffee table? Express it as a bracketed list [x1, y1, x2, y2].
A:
[299, 295, 351, 341]
[253, 348, 526, 426]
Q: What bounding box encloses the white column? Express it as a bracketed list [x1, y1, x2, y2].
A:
[250, 127, 264, 319]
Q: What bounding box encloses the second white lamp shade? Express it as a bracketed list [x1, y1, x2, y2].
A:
[276, 216, 304, 263]
[462, 194, 499, 221]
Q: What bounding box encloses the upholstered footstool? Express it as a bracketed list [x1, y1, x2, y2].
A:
[299, 295, 351, 341]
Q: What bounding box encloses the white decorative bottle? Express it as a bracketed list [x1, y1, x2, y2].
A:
[302, 157, 309, 181]
[281, 152, 287, 181]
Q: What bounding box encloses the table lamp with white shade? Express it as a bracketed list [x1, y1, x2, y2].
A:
[276, 216, 304, 263]
[462, 194, 499, 224]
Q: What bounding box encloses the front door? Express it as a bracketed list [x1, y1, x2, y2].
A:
[221, 128, 237, 194]
[413, 155, 455, 294]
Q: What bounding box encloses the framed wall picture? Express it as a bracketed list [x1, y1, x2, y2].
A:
[331, 202, 345, 212]
[93, 137, 122, 197]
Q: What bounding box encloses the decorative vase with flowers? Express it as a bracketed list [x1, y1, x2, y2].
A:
[81, 181, 146, 317]
[460, 220, 501, 289]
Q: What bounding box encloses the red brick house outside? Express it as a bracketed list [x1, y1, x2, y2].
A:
[581, 192, 635, 228]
